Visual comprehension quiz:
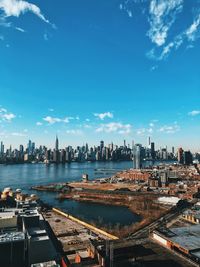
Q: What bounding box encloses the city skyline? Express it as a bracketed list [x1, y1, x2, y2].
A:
[0, 135, 180, 165]
[0, 136, 195, 153]
[1, 0, 200, 149]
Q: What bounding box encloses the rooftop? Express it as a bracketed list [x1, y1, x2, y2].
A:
[0, 231, 25, 243]
[170, 224, 200, 251]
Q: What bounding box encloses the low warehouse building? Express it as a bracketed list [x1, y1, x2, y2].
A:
[153, 224, 200, 263]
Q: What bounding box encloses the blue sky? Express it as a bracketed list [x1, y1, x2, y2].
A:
[0, 0, 200, 150]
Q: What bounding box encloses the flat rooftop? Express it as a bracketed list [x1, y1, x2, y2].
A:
[128, 240, 194, 267]
[169, 224, 200, 251]
[0, 211, 16, 218]
[0, 231, 25, 243]
[43, 210, 108, 253]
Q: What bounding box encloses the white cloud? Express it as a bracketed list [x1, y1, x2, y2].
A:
[159, 124, 180, 134]
[96, 122, 131, 134]
[188, 110, 200, 116]
[149, 122, 154, 127]
[137, 127, 154, 136]
[119, 3, 123, 10]
[150, 65, 158, 71]
[84, 124, 92, 129]
[0, 0, 50, 24]
[15, 26, 25, 32]
[124, 0, 200, 60]
[0, 131, 6, 136]
[94, 112, 113, 120]
[0, 108, 7, 112]
[36, 122, 43, 126]
[137, 128, 146, 136]
[48, 108, 54, 112]
[147, 32, 184, 60]
[11, 132, 27, 137]
[186, 13, 200, 42]
[148, 0, 183, 46]
[159, 33, 184, 59]
[66, 129, 83, 136]
[127, 10, 133, 17]
[148, 7, 200, 60]
[0, 107, 16, 122]
[43, 116, 70, 125]
[0, 16, 11, 27]
[44, 33, 49, 41]
[3, 113, 16, 121]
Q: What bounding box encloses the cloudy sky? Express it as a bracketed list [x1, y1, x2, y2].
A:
[0, 0, 200, 150]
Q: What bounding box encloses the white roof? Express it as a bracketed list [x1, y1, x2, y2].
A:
[158, 196, 180, 205]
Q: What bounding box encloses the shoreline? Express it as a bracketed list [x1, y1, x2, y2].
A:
[56, 192, 167, 237]
[32, 182, 167, 237]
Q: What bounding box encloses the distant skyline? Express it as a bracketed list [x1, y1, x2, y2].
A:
[0, 0, 200, 151]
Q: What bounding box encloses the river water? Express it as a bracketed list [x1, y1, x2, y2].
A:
[0, 161, 141, 227]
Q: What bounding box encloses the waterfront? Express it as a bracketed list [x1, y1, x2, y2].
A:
[0, 161, 133, 188]
[0, 161, 141, 227]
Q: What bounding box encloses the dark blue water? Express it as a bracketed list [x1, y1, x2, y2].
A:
[0, 161, 132, 188]
[0, 162, 142, 226]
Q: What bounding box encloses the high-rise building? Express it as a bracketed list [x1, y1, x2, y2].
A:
[132, 140, 134, 149]
[161, 148, 168, 160]
[55, 135, 59, 151]
[45, 149, 51, 161]
[124, 140, 126, 148]
[85, 143, 89, 152]
[133, 144, 141, 169]
[147, 136, 151, 148]
[183, 151, 193, 165]
[100, 140, 104, 149]
[0, 141, 4, 155]
[28, 140, 32, 155]
[178, 148, 184, 164]
[151, 142, 155, 160]
[32, 142, 35, 154]
[19, 145, 24, 158]
[53, 149, 60, 163]
[60, 149, 66, 163]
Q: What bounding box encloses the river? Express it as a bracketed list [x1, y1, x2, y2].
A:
[0, 161, 143, 227]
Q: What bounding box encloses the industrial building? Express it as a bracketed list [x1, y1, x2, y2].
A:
[152, 224, 200, 264]
[182, 209, 200, 224]
[0, 196, 61, 267]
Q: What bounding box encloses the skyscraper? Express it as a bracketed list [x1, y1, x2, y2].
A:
[124, 140, 126, 148]
[133, 144, 141, 169]
[19, 145, 24, 155]
[0, 141, 4, 155]
[55, 135, 59, 151]
[147, 136, 151, 148]
[151, 142, 155, 160]
[183, 151, 193, 165]
[28, 140, 32, 155]
[178, 148, 184, 164]
[100, 140, 104, 150]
